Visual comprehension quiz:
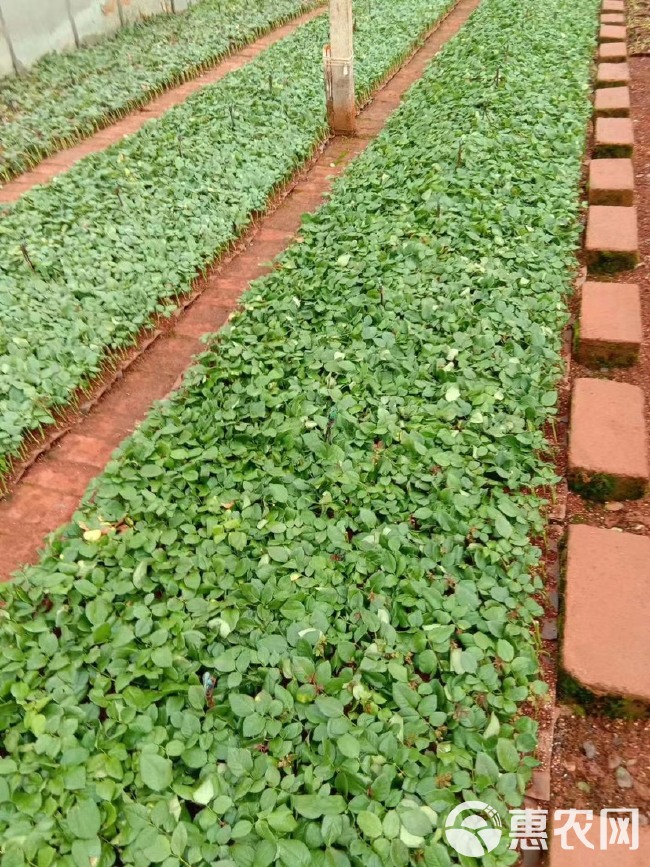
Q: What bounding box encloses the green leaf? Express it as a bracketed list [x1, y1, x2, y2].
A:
[483, 712, 501, 740]
[494, 512, 513, 539]
[315, 696, 344, 718]
[268, 546, 289, 563]
[423, 842, 453, 867]
[293, 794, 346, 819]
[322, 815, 344, 846]
[193, 777, 215, 805]
[188, 685, 205, 709]
[67, 798, 101, 839]
[337, 733, 360, 758]
[142, 833, 171, 863]
[496, 738, 520, 773]
[267, 808, 298, 834]
[444, 385, 460, 402]
[140, 754, 173, 792]
[171, 823, 188, 857]
[243, 712, 265, 738]
[400, 808, 432, 837]
[232, 819, 253, 839]
[358, 810, 383, 839]
[151, 646, 173, 668]
[227, 748, 253, 778]
[475, 751, 500, 786]
[230, 693, 255, 716]
[268, 484, 289, 502]
[71, 839, 101, 867]
[229, 531, 247, 551]
[278, 840, 311, 866]
[497, 639, 515, 662]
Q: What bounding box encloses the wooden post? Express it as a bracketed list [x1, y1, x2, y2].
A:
[324, 0, 356, 135]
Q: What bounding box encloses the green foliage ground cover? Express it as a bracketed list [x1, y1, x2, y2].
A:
[0, 0, 453, 479]
[0, 0, 320, 183]
[0, 0, 598, 863]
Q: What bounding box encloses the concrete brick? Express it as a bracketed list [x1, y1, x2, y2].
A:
[576, 281, 641, 366]
[597, 61, 630, 86]
[601, 12, 626, 23]
[594, 86, 630, 118]
[69, 0, 121, 45]
[588, 158, 634, 205]
[1, 0, 76, 70]
[563, 525, 650, 702]
[599, 24, 627, 41]
[602, 0, 625, 9]
[568, 378, 648, 500]
[585, 205, 638, 271]
[599, 40, 627, 61]
[594, 116, 634, 157]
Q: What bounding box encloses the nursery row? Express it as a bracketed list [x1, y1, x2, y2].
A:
[0, 0, 599, 863]
[0, 0, 320, 182]
[0, 0, 454, 476]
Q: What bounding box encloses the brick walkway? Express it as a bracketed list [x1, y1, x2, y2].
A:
[0, 0, 482, 580]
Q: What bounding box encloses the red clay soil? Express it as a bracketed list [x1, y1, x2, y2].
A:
[0, 0, 483, 581]
[0, 5, 326, 205]
[552, 712, 650, 821]
[551, 52, 650, 822]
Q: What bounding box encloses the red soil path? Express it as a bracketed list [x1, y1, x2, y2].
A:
[0, 5, 326, 205]
[0, 0, 483, 580]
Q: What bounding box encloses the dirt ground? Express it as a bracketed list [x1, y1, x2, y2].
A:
[629, 0, 650, 54]
[551, 711, 650, 822]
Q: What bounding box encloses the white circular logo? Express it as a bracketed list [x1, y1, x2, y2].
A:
[444, 800, 503, 857]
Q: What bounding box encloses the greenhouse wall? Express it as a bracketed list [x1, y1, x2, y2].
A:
[0, 0, 190, 76]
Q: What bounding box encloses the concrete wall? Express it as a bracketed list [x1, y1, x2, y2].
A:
[69, 0, 121, 45]
[2, 0, 76, 71]
[0, 12, 14, 77]
[119, 0, 172, 26]
[0, 0, 190, 76]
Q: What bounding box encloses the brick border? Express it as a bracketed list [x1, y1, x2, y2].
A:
[552, 0, 650, 841]
[588, 157, 634, 204]
[0, 0, 483, 580]
[575, 280, 642, 366]
[568, 377, 648, 500]
[572, 6, 648, 502]
[562, 524, 650, 702]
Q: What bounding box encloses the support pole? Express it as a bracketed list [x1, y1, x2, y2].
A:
[324, 0, 356, 135]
